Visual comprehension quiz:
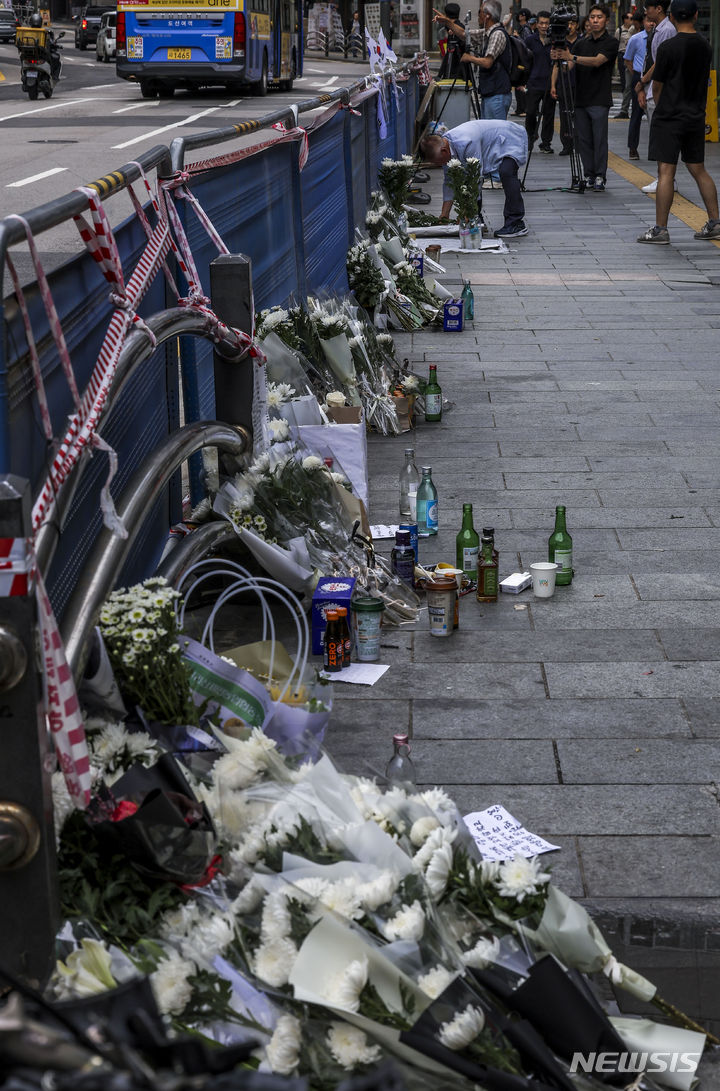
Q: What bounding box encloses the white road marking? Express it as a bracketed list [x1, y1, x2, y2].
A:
[113, 100, 160, 113]
[0, 98, 91, 122]
[317, 76, 339, 88]
[7, 166, 67, 187]
[112, 103, 228, 149]
[304, 66, 325, 73]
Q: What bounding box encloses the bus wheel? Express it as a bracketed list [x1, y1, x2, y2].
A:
[253, 53, 268, 96]
[158, 84, 175, 98]
[140, 80, 157, 98]
[278, 52, 295, 92]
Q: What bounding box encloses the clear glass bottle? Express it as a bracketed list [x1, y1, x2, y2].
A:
[548, 505, 573, 585]
[416, 466, 438, 537]
[424, 365, 442, 422]
[399, 447, 421, 520]
[476, 533, 499, 602]
[385, 732, 416, 785]
[461, 280, 475, 321]
[456, 503, 480, 577]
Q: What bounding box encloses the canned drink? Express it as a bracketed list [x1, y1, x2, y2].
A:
[399, 523, 418, 563]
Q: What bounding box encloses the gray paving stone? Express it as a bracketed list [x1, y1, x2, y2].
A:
[446, 784, 717, 834]
[682, 699, 720, 737]
[411, 627, 663, 663]
[557, 738, 720, 783]
[544, 661, 720, 699]
[579, 838, 720, 899]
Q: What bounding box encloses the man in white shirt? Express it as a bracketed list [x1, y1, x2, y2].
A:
[635, 0, 677, 192]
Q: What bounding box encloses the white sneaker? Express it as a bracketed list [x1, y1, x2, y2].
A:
[641, 178, 678, 194]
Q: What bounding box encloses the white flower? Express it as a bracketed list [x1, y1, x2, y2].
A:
[51, 769, 75, 842]
[268, 418, 290, 443]
[413, 825, 456, 871]
[314, 878, 364, 922]
[480, 859, 500, 884]
[302, 455, 324, 471]
[229, 476, 256, 512]
[410, 815, 440, 847]
[150, 951, 197, 1016]
[213, 750, 262, 792]
[418, 787, 456, 820]
[254, 937, 298, 987]
[357, 870, 398, 912]
[261, 890, 292, 942]
[417, 965, 457, 999]
[495, 856, 551, 902]
[54, 939, 117, 999]
[327, 956, 369, 1012]
[447, 157, 462, 169]
[401, 375, 420, 393]
[265, 1013, 302, 1075]
[380, 901, 425, 942]
[326, 1022, 382, 1069]
[462, 935, 501, 970]
[181, 913, 234, 965]
[331, 472, 349, 486]
[439, 1004, 485, 1051]
[159, 901, 200, 940]
[189, 497, 212, 522]
[232, 876, 265, 915]
[425, 841, 454, 899]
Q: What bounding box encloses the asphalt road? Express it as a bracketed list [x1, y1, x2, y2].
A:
[0, 43, 365, 224]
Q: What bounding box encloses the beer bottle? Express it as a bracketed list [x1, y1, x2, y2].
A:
[323, 609, 342, 672]
[416, 466, 438, 537]
[476, 533, 499, 603]
[456, 503, 480, 578]
[424, 365, 442, 422]
[548, 505, 573, 586]
[335, 607, 352, 667]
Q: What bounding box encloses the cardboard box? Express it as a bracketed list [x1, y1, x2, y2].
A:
[443, 299, 464, 332]
[312, 576, 356, 654]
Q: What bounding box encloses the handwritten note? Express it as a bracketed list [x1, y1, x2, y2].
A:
[462, 804, 560, 862]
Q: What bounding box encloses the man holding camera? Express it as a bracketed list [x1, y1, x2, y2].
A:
[551, 4, 618, 191]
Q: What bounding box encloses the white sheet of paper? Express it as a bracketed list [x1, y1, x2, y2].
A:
[462, 803, 560, 861]
[321, 663, 389, 685]
[370, 523, 399, 539]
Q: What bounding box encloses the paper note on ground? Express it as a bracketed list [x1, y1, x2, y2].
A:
[321, 663, 389, 685]
[462, 803, 560, 861]
[370, 524, 399, 539]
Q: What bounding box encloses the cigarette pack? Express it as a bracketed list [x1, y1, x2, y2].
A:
[499, 572, 532, 594]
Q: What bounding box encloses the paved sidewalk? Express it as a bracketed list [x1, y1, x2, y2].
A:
[329, 104, 720, 1040]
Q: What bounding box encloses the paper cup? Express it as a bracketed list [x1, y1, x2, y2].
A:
[529, 562, 558, 599]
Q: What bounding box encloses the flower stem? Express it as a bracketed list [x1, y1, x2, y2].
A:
[651, 995, 719, 1045]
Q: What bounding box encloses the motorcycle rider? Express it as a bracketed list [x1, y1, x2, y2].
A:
[27, 13, 62, 82]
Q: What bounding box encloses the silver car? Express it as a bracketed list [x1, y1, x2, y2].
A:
[95, 11, 116, 62]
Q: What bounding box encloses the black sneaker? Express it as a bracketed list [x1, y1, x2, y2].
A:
[558, 147, 572, 156]
[637, 225, 670, 244]
[612, 111, 629, 119]
[494, 221, 529, 238]
[538, 144, 554, 154]
[593, 176, 606, 191]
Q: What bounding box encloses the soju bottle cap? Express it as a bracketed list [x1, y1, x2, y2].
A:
[393, 733, 410, 745]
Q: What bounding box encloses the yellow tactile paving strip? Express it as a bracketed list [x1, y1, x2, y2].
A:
[607, 148, 720, 247]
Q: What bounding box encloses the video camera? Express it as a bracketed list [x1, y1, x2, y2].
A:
[548, 3, 578, 44]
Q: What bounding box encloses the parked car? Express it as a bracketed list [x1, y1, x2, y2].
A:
[75, 3, 114, 50]
[95, 10, 115, 61]
[0, 8, 19, 43]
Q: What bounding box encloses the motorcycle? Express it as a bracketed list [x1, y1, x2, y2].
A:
[16, 26, 64, 100]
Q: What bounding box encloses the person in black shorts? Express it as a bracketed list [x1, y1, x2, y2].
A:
[637, 0, 720, 243]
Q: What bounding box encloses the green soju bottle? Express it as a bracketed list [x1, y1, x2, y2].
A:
[456, 503, 480, 578]
[424, 365, 442, 422]
[461, 280, 474, 321]
[416, 466, 438, 537]
[476, 533, 499, 602]
[548, 505, 573, 586]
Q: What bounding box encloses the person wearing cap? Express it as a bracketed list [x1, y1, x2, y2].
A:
[637, 0, 720, 243]
[419, 119, 530, 238]
[436, 1, 463, 78]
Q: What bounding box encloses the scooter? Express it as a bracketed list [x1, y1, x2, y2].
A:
[17, 27, 64, 100]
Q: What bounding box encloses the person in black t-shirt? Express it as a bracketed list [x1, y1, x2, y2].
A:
[637, 0, 720, 243]
[552, 4, 618, 190]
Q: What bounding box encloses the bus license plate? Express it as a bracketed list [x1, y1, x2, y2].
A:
[167, 47, 191, 60]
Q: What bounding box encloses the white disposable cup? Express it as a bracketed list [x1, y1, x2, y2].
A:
[529, 562, 558, 599]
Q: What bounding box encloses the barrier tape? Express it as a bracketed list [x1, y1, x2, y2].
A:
[178, 122, 310, 177]
[0, 537, 33, 597]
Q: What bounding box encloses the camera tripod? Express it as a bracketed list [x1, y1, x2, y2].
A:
[520, 57, 585, 193]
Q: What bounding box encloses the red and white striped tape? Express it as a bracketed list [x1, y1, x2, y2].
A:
[0, 537, 33, 597]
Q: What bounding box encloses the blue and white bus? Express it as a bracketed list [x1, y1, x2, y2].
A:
[116, 0, 302, 98]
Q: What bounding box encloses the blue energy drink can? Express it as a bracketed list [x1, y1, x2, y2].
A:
[399, 523, 418, 563]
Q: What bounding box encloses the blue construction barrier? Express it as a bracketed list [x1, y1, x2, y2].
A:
[0, 69, 422, 619]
